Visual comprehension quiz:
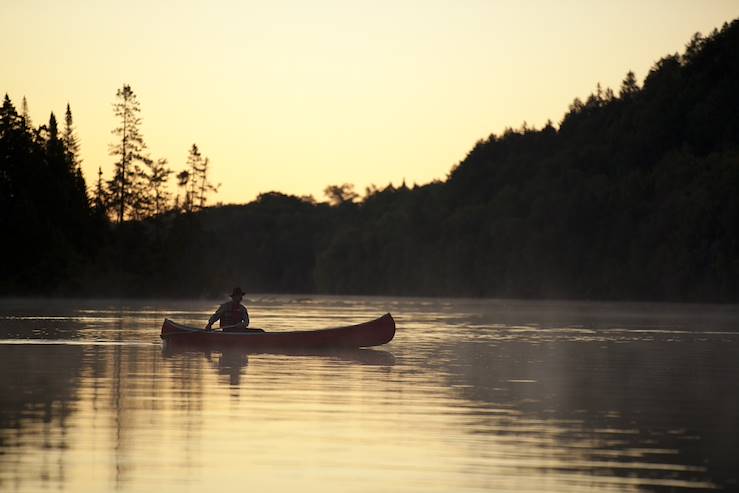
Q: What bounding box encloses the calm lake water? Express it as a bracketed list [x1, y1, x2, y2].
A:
[0, 296, 737, 492]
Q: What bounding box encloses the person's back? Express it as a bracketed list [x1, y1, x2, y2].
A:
[206, 287, 249, 330]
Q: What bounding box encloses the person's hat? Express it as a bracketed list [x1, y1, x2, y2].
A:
[230, 287, 245, 297]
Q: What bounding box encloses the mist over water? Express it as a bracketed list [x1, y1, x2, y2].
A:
[0, 296, 737, 492]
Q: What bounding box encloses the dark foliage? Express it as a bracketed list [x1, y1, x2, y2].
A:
[0, 98, 95, 295]
[2, 21, 738, 301]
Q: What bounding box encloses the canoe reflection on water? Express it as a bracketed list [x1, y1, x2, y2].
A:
[162, 343, 396, 385]
[163, 343, 396, 365]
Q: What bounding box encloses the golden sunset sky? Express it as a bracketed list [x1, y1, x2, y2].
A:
[3, 1, 738, 204]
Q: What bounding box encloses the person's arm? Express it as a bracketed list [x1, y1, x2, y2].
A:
[205, 305, 224, 330]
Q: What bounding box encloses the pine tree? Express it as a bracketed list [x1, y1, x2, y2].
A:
[0, 94, 19, 136]
[0, 95, 33, 223]
[21, 96, 32, 130]
[195, 156, 218, 209]
[128, 160, 153, 221]
[175, 170, 190, 212]
[63, 103, 81, 170]
[47, 112, 71, 197]
[149, 157, 173, 216]
[46, 111, 79, 234]
[185, 144, 202, 212]
[184, 144, 219, 211]
[619, 71, 639, 99]
[683, 32, 704, 63]
[63, 103, 89, 208]
[93, 166, 107, 212]
[108, 84, 147, 223]
[47, 112, 63, 158]
[0, 95, 20, 235]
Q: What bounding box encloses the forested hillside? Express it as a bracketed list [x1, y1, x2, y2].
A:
[2, 20, 738, 301]
[0, 100, 103, 293]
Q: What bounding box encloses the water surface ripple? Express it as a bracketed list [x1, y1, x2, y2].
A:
[0, 297, 737, 492]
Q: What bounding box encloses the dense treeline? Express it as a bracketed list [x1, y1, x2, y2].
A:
[0, 97, 101, 293]
[0, 84, 219, 295]
[435, 24, 739, 301]
[2, 21, 738, 301]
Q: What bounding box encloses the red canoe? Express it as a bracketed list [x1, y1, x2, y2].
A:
[160, 313, 396, 350]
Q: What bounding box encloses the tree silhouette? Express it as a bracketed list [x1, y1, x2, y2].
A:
[183, 144, 218, 211]
[195, 156, 219, 209]
[63, 103, 88, 208]
[175, 169, 190, 212]
[619, 70, 639, 98]
[3, 19, 739, 300]
[63, 104, 81, 170]
[107, 84, 147, 223]
[0, 95, 97, 294]
[93, 166, 107, 213]
[127, 159, 153, 221]
[324, 183, 358, 205]
[149, 158, 173, 216]
[184, 144, 202, 212]
[21, 96, 32, 129]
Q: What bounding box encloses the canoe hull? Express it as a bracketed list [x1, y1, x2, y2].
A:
[160, 313, 396, 350]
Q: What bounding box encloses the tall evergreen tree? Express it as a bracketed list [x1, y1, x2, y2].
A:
[184, 144, 202, 212]
[108, 84, 147, 223]
[195, 156, 218, 209]
[184, 145, 219, 211]
[63, 103, 81, 170]
[619, 70, 640, 98]
[1, 94, 19, 134]
[46, 112, 63, 159]
[21, 96, 32, 130]
[0, 95, 19, 238]
[46, 112, 73, 210]
[175, 170, 190, 212]
[93, 166, 107, 212]
[149, 157, 173, 216]
[62, 103, 89, 208]
[127, 159, 153, 221]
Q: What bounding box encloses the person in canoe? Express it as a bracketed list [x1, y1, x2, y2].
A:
[205, 287, 250, 331]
